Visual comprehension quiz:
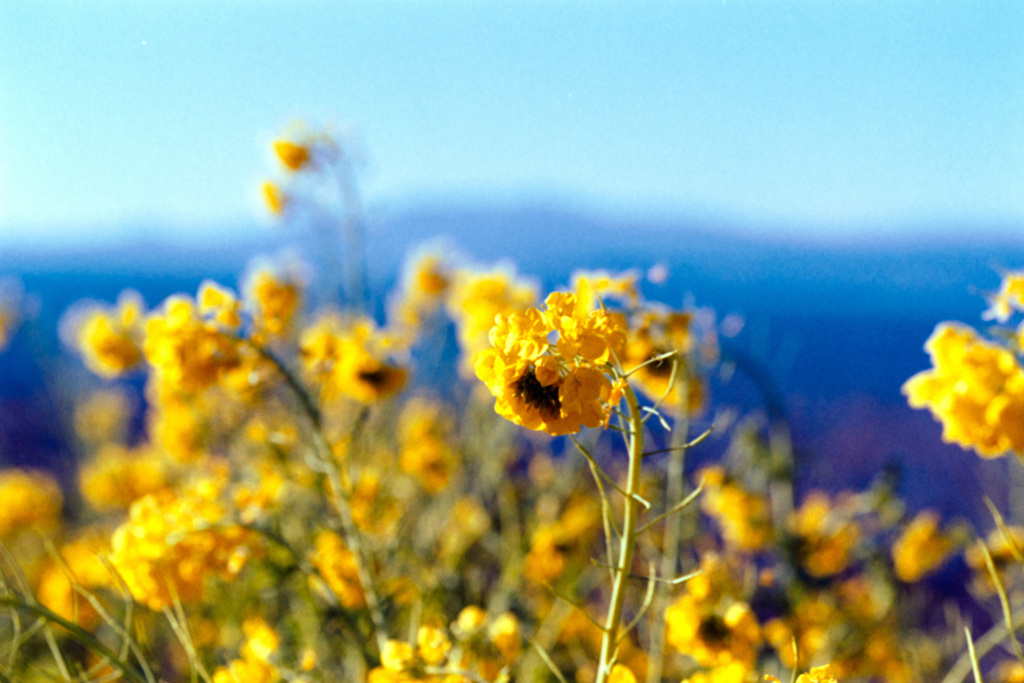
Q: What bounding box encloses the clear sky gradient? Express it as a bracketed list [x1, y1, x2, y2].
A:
[1, 1, 1022, 243]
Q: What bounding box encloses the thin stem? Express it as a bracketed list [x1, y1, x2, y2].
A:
[595, 383, 645, 683]
[0, 598, 150, 683]
[260, 345, 390, 655]
[646, 371, 690, 683]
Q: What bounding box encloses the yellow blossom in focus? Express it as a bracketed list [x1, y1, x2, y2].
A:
[0, 468, 63, 539]
[272, 139, 311, 172]
[475, 293, 625, 436]
[310, 530, 365, 609]
[891, 510, 955, 582]
[903, 323, 1024, 457]
[76, 291, 146, 377]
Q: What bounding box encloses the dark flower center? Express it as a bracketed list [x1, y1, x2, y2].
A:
[358, 367, 393, 388]
[514, 367, 561, 419]
[646, 347, 678, 378]
[697, 614, 732, 644]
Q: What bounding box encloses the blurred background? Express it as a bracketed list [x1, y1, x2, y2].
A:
[1, 1, 1023, 523]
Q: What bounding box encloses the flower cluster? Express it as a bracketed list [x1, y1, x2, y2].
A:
[109, 472, 260, 610]
[904, 323, 1024, 457]
[212, 617, 283, 683]
[0, 468, 63, 540]
[667, 555, 762, 673]
[76, 290, 146, 377]
[300, 314, 407, 404]
[475, 292, 626, 435]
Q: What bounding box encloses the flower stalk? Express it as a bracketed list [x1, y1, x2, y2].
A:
[595, 382, 644, 683]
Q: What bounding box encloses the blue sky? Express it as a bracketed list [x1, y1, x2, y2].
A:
[1, 1, 1022, 243]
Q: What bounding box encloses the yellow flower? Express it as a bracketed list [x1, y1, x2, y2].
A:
[73, 388, 132, 446]
[109, 473, 258, 610]
[261, 181, 287, 215]
[241, 617, 280, 662]
[272, 139, 311, 172]
[983, 272, 1024, 322]
[666, 555, 761, 669]
[399, 398, 455, 492]
[488, 612, 521, 664]
[891, 510, 954, 582]
[608, 664, 638, 683]
[790, 492, 859, 578]
[80, 444, 168, 511]
[570, 269, 639, 312]
[418, 625, 452, 665]
[524, 497, 599, 584]
[300, 315, 407, 404]
[453, 605, 488, 639]
[667, 596, 762, 669]
[446, 266, 538, 373]
[624, 308, 708, 413]
[475, 293, 624, 436]
[310, 530, 365, 609]
[381, 640, 416, 672]
[0, 468, 63, 539]
[198, 281, 242, 328]
[247, 268, 302, 339]
[75, 291, 146, 377]
[904, 323, 1024, 457]
[144, 295, 242, 393]
[37, 536, 112, 628]
[699, 467, 773, 552]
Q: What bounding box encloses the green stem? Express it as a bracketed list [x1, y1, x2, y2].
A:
[259, 346, 390, 655]
[0, 597, 150, 683]
[595, 383, 645, 683]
